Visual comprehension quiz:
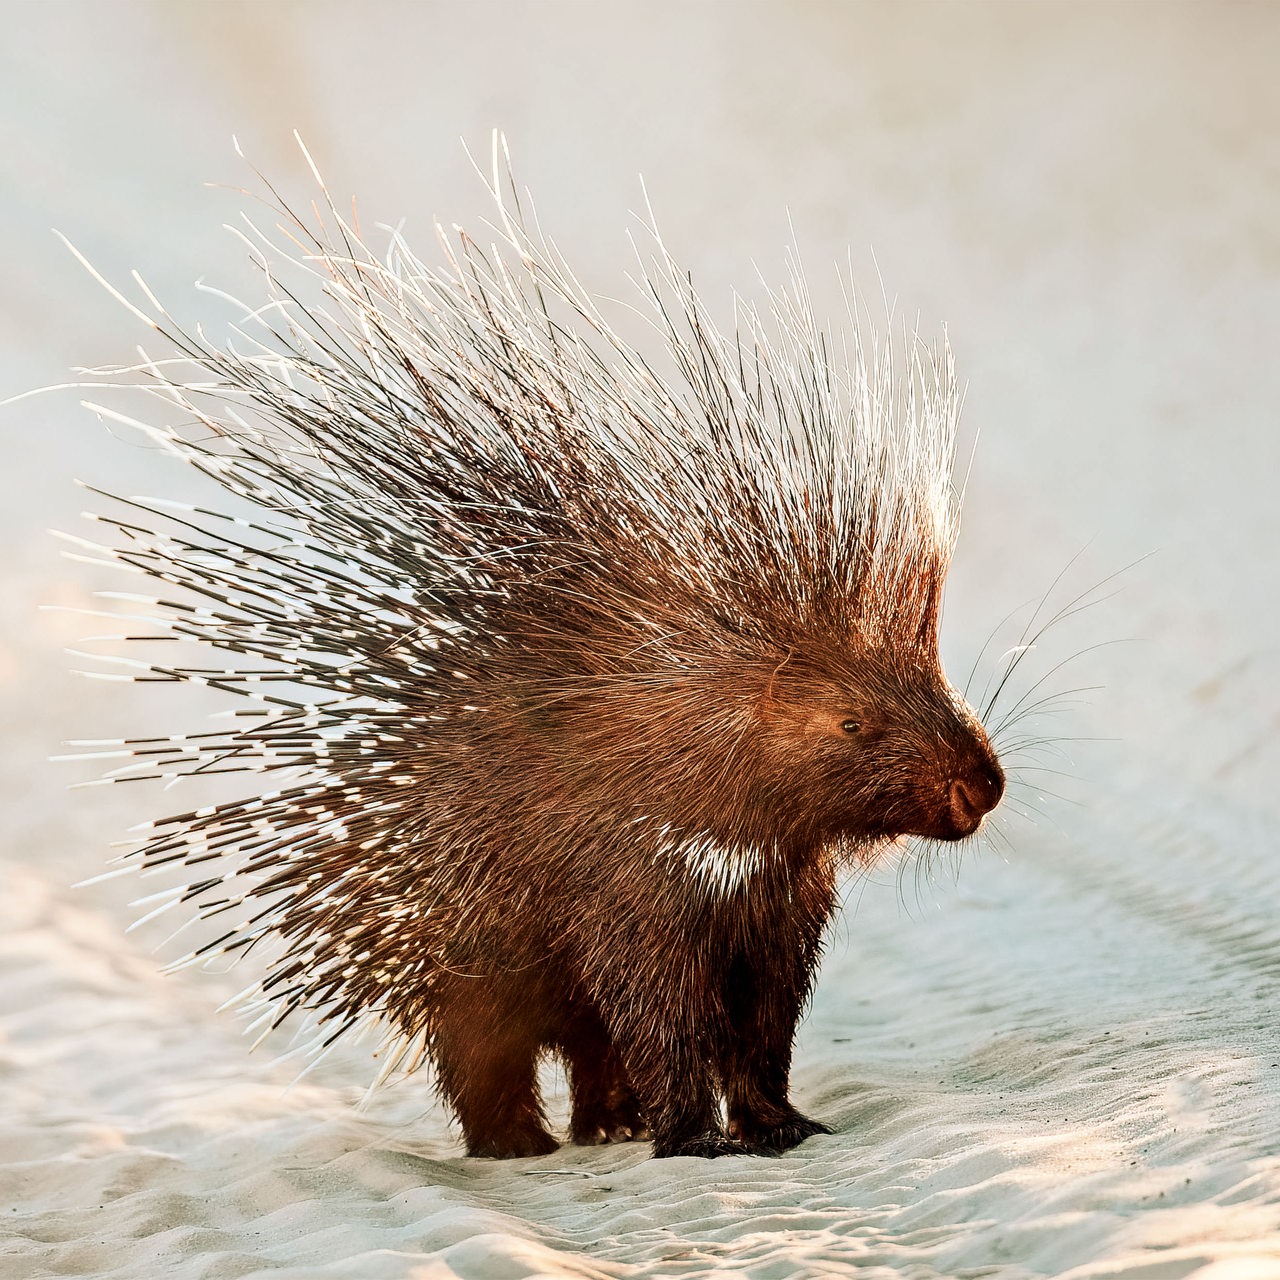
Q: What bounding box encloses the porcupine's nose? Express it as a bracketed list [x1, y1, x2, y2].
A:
[947, 759, 1004, 836]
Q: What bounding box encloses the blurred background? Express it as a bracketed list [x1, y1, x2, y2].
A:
[3, 2, 1279, 1273]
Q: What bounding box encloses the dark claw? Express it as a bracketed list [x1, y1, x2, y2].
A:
[653, 1130, 769, 1159]
[731, 1114, 834, 1152]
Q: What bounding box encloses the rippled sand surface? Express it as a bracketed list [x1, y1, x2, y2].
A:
[2, 3, 1278, 1276]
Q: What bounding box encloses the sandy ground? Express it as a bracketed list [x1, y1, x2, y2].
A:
[2, 2, 1279, 1276]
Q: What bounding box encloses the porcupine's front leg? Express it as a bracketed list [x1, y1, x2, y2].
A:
[720, 924, 833, 1152]
[617, 1030, 752, 1158]
[558, 1003, 649, 1145]
[598, 973, 752, 1158]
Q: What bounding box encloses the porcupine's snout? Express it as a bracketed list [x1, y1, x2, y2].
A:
[946, 753, 1005, 838]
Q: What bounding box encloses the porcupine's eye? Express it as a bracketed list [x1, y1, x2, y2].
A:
[840, 719, 861, 734]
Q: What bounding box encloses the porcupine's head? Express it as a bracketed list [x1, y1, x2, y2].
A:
[750, 636, 1004, 848]
[531, 613, 1004, 862]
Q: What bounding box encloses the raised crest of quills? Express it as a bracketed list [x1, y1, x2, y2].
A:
[70, 140, 1006, 1160]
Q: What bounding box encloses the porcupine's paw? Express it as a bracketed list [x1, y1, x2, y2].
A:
[467, 1124, 560, 1159]
[729, 1112, 834, 1152]
[570, 1093, 650, 1146]
[652, 1130, 770, 1159]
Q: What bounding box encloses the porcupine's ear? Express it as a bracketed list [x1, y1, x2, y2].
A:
[755, 653, 848, 733]
[760, 648, 797, 709]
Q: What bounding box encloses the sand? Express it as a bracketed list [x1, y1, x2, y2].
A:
[2, 2, 1279, 1276]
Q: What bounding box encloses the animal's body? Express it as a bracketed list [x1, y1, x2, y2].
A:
[75, 148, 1003, 1159]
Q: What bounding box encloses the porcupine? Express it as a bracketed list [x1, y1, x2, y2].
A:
[71, 145, 1004, 1160]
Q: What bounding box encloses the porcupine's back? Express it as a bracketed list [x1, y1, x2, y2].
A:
[74, 146, 964, 1074]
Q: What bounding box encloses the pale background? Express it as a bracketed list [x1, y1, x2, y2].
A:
[2, 3, 1279, 1278]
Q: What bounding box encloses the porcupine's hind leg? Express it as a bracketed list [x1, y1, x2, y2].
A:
[559, 1003, 648, 1145]
[430, 974, 558, 1158]
[719, 900, 834, 1152]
